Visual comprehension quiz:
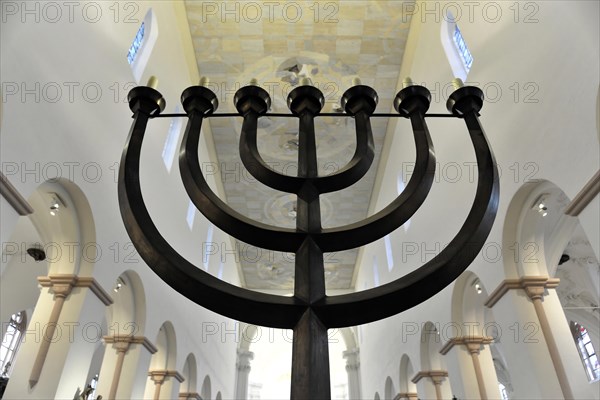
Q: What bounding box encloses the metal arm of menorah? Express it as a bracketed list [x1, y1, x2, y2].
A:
[118, 78, 499, 399]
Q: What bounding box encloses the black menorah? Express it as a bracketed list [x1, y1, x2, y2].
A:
[118, 77, 499, 399]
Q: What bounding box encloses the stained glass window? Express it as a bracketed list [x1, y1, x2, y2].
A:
[453, 24, 473, 73]
[0, 312, 25, 377]
[89, 374, 99, 400]
[127, 22, 145, 65]
[498, 382, 509, 400]
[571, 321, 600, 382]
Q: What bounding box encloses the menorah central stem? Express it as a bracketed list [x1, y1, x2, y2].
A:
[290, 90, 331, 399]
[292, 238, 329, 399]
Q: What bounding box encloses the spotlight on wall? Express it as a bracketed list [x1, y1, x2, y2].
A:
[472, 279, 483, 294]
[113, 277, 126, 293]
[532, 194, 549, 217]
[48, 193, 66, 216]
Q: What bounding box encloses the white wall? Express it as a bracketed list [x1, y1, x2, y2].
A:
[357, 1, 599, 398]
[1, 1, 239, 397]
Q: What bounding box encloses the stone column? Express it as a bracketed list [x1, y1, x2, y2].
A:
[441, 336, 498, 399]
[109, 339, 131, 399]
[486, 276, 596, 399]
[234, 349, 254, 400]
[96, 335, 157, 400]
[524, 280, 573, 399]
[28, 275, 76, 387]
[3, 275, 112, 400]
[411, 370, 449, 400]
[148, 370, 184, 400]
[343, 348, 362, 400]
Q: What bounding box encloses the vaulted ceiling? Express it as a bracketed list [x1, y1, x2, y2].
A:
[184, 1, 414, 290]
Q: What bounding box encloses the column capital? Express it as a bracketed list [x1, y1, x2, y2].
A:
[179, 392, 202, 400]
[237, 363, 251, 372]
[237, 348, 254, 360]
[398, 393, 418, 400]
[411, 370, 448, 384]
[440, 335, 494, 355]
[236, 348, 254, 371]
[485, 276, 560, 307]
[103, 335, 158, 354]
[343, 347, 360, 359]
[148, 369, 185, 383]
[38, 274, 77, 298]
[38, 274, 113, 305]
[343, 347, 360, 370]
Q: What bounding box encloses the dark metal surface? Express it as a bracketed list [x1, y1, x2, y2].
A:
[118, 81, 499, 399]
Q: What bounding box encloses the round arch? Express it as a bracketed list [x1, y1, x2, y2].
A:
[201, 375, 211, 400]
[27, 178, 96, 276]
[419, 321, 445, 371]
[418, 321, 453, 399]
[450, 271, 512, 399]
[384, 376, 396, 400]
[501, 180, 599, 398]
[339, 326, 358, 350]
[144, 320, 179, 399]
[502, 180, 576, 278]
[108, 269, 147, 336]
[181, 353, 198, 394]
[0, 215, 46, 326]
[451, 271, 487, 336]
[502, 179, 600, 355]
[399, 354, 417, 394]
[2, 179, 97, 342]
[150, 321, 177, 371]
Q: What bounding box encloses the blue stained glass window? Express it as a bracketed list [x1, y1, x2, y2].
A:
[453, 25, 473, 72]
[127, 22, 145, 65]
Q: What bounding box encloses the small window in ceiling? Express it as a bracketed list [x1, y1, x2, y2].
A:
[128, 9, 158, 83]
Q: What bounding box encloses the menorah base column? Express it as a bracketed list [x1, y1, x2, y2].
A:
[291, 309, 331, 400]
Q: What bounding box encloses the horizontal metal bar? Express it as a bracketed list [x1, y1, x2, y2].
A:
[371, 113, 458, 118]
[151, 112, 460, 119]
